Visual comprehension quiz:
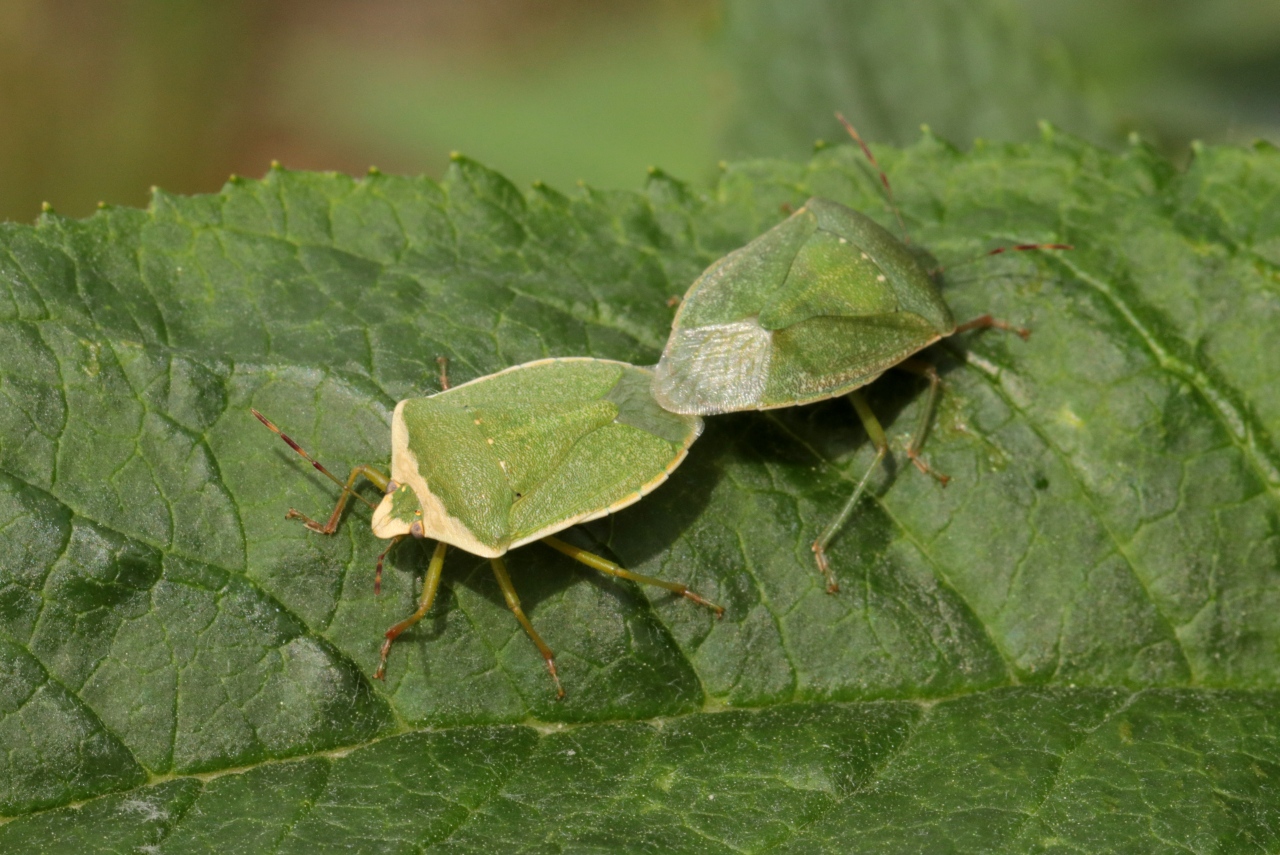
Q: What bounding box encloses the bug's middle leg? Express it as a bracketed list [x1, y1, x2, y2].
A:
[812, 390, 889, 594]
[541, 536, 724, 616]
[490, 557, 564, 699]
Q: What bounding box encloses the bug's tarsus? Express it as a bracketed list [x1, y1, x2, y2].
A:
[375, 541, 447, 680]
[436, 356, 450, 390]
[836, 112, 910, 243]
[285, 507, 327, 532]
[812, 546, 840, 595]
[541, 535, 724, 617]
[666, 295, 682, 308]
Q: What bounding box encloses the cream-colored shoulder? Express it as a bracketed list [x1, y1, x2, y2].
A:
[371, 494, 413, 539]
[387, 398, 507, 558]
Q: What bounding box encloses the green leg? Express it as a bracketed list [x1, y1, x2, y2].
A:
[252, 408, 389, 533]
[285, 464, 391, 534]
[374, 541, 448, 680]
[542, 536, 724, 616]
[896, 359, 950, 485]
[490, 557, 565, 699]
[812, 391, 889, 594]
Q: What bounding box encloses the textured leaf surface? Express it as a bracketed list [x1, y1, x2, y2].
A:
[1, 132, 1278, 850]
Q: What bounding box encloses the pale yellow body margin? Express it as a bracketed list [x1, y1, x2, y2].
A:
[370, 358, 702, 558]
[371, 398, 501, 556]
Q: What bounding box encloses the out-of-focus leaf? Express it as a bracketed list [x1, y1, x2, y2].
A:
[717, 0, 1106, 157]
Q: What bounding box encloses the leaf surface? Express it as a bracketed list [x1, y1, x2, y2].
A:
[1, 134, 1278, 851]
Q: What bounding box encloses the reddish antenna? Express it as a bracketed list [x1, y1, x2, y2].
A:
[836, 112, 910, 243]
[985, 243, 1073, 257]
[936, 242, 1075, 277]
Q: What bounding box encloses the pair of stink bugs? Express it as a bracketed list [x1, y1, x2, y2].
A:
[256, 117, 1068, 696]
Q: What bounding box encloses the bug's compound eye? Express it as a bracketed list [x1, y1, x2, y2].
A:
[385, 480, 399, 495]
[409, 520, 424, 539]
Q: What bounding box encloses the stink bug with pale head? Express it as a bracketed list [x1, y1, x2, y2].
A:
[652, 115, 1069, 592]
[255, 357, 720, 698]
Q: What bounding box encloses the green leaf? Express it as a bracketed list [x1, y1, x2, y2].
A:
[718, 0, 1107, 157]
[1, 132, 1278, 850]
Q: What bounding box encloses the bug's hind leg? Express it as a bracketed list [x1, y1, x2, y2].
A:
[542, 536, 724, 616]
[812, 390, 889, 594]
[374, 541, 447, 680]
[490, 557, 565, 699]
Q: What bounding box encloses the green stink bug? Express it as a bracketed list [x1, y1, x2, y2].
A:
[255, 357, 720, 698]
[652, 119, 1068, 592]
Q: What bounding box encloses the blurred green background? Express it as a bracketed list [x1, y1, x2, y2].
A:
[2, 0, 1278, 222]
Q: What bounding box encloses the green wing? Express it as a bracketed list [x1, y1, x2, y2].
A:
[653, 197, 955, 414]
[391, 358, 702, 555]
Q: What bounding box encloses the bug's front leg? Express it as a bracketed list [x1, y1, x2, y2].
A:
[375, 541, 448, 680]
[252, 408, 389, 533]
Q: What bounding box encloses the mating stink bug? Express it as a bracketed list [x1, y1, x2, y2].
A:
[653, 117, 1068, 592]
[256, 357, 720, 697]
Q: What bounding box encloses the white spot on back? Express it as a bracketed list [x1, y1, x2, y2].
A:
[653, 319, 772, 415]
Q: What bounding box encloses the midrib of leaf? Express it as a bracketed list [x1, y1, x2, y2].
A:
[1060, 255, 1280, 494]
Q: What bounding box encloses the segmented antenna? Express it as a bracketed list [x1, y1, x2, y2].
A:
[985, 243, 1074, 257]
[836, 112, 910, 243]
[436, 356, 450, 390]
[938, 242, 1075, 276]
[251, 409, 377, 511]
